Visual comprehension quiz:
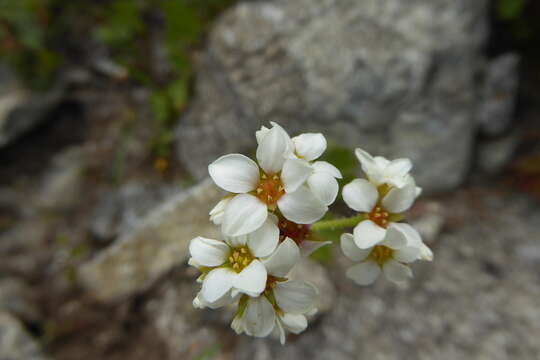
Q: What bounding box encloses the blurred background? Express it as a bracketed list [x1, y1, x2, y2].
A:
[0, 0, 539, 359]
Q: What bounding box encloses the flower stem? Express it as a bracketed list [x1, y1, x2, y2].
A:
[311, 215, 366, 232]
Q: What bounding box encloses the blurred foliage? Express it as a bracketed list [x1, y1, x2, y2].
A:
[0, 0, 237, 159]
[496, 0, 527, 20]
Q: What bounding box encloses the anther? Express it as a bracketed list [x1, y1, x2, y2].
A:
[257, 188, 263, 194]
[229, 256, 234, 263]
[273, 175, 279, 180]
[240, 248, 247, 254]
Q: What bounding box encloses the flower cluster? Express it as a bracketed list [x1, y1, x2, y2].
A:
[340, 149, 433, 285]
[190, 123, 340, 344]
[188, 123, 433, 344]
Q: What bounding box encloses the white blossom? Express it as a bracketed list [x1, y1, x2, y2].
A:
[340, 230, 429, 285]
[228, 236, 318, 343]
[342, 175, 421, 250]
[355, 148, 414, 189]
[209, 123, 328, 237]
[189, 217, 281, 303]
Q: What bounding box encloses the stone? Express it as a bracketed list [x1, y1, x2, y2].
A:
[90, 181, 179, 240]
[477, 130, 520, 174]
[174, 0, 511, 193]
[145, 276, 225, 359]
[35, 146, 89, 210]
[0, 63, 64, 148]
[0, 312, 49, 360]
[478, 53, 520, 136]
[0, 278, 40, 324]
[79, 178, 224, 302]
[229, 190, 540, 359]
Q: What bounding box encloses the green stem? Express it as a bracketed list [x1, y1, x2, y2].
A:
[311, 215, 366, 232]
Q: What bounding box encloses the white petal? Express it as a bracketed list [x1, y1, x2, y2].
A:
[308, 172, 339, 205]
[380, 224, 407, 249]
[243, 296, 276, 337]
[392, 223, 433, 261]
[189, 237, 229, 267]
[274, 280, 318, 314]
[194, 290, 237, 309]
[233, 260, 267, 297]
[209, 197, 231, 225]
[222, 194, 268, 236]
[355, 148, 383, 183]
[393, 246, 420, 263]
[281, 158, 313, 193]
[342, 179, 378, 212]
[277, 186, 327, 224]
[280, 313, 307, 334]
[292, 133, 327, 161]
[224, 234, 248, 248]
[208, 154, 259, 193]
[312, 161, 342, 179]
[340, 233, 371, 262]
[383, 259, 413, 283]
[299, 240, 331, 257]
[261, 237, 300, 277]
[255, 125, 270, 144]
[256, 125, 289, 174]
[381, 179, 417, 213]
[201, 268, 235, 303]
[247, 215, 280, 258]
[345, 260, 381, 286]
[353, 220, 387, 249]
[383, 159, 413, 188]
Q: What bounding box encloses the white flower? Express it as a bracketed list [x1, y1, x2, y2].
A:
[189, 217, 281, 303]
[209, 123, 328, 237]
[355, 148, 414, 189]
[230, 237, 318, 344]
[340, 230, 428, 285]
[342, 176, 420, 249]
[258, 125, 342, 206]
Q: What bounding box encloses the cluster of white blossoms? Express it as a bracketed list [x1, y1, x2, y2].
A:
[340, 149, 433, 285]
[188, 123, 433, 344]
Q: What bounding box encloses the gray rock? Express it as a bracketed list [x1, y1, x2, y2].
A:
[230, 190, 540, 359]
[174, 0, 510, 192]
[0, 63, 64, 148]
[90, 181, 178, 240]
[145, 277, 224, 359]
[0, 279, 40, 324]
[478, 54, 520, 136]
[0, 312, 49, 360]
[477, 130, 520, 174]
[79, 178, 223, 302]
[35, 146, 89, 210]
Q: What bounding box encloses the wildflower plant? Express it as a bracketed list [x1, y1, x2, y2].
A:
[189, 122, 433, 344]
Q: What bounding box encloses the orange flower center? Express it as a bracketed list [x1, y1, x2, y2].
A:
[368, 206, 389, 228]
[256, 173, 285, 208]
[279, 219, 309, 244]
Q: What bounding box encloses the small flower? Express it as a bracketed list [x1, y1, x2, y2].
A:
[209, 123, 328, 237]
[229, 237, 317, 344]
[257, 125, 343, 206]
[342, 173, 420, 250]
[340, 231, 428, 285]
[189, 217, 281, 303]
[355, 148, 415, 189]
